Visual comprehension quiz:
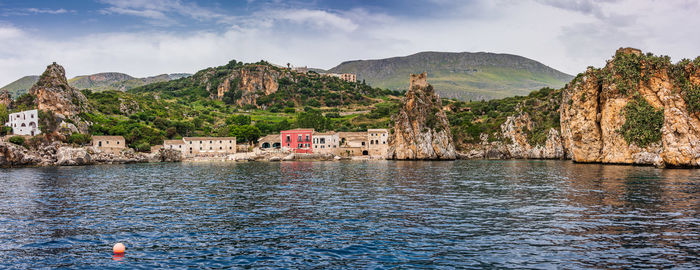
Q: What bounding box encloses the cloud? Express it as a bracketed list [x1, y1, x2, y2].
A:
[1, 8, 76, 16]
[2, 0, 700, 87]
[98, 0, 225, 24]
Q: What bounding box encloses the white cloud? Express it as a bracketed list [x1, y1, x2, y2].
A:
[2, 0, 700, 88]
[2, 8, 76, 16]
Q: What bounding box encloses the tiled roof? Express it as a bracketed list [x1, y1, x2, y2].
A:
[92, 136, 125, 140]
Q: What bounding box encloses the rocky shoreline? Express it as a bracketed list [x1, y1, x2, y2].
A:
[0, 141, 182, 168]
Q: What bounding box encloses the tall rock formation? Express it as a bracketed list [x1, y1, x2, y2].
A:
[29, 62, 91, 119]
[561, 48, 700, 167]
[388, 73, 456, 160]
[207, 65, 287, 106]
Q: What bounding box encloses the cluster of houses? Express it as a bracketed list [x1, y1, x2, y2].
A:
[5, 109, 388, 159]
[258, 128, 389, 157]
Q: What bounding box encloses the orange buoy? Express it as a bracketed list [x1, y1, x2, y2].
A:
[113, 243, 126, 254]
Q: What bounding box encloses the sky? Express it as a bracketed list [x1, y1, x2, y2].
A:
[0, 0, 699, 86]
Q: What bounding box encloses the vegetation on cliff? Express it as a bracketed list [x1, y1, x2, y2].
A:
[446, 87, 561, 148]
[619, 95, 664, 147]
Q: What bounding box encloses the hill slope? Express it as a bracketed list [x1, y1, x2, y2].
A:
[328, 51, 573, 100]
[0, 75, 40, 97]
[2, 73, 192, 97]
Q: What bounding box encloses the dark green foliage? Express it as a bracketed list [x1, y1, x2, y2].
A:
[0, 126, 11, 136]
[685, 84, 700, 113]
[67, 133, 91, 145]
[228, 125, 261, 143]
[620, 95, 664, 148]
[37, 110, 58, 134]
[297, 109, 329, 131]
[13, 93, 35, 111]
[0, 104, 8, 126]
[9, 136, 25, 146]
[226, 115, 251, 126]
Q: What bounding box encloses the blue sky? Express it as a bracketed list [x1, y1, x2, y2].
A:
[1, 0, 699, 86]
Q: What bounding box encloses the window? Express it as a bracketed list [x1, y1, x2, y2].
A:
[229, 147, 232, 150]
[362, 142, 366, 146]
[190, 141, 192, 144]
[179, 145, 181, 149]
[286, 135, 291, 142]
[106, 141, 109, 144]
[117, 142, 120, 145]
[220, 147, 222, 150]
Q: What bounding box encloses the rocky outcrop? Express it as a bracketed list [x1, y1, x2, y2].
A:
[56, 147, 93, 166]
[388, 73, 456, 160]
[29, 63, 92, 133]
[211, 65, 288, 106]
[0, 89, 11, 107]
[561, 48, 700, 167]
[156, 149, 183, 162]
[30, 63, 91, 119]
[499, 114, 565, 159]
[0, 142, 42, 168]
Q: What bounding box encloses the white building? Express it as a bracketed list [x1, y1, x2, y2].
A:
[312, 131, 339, 154]
[5, 109, 41, 136]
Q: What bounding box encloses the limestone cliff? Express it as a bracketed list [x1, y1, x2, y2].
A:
[29, 63, 91, 120]
[0, 90, 11, 107]
[191, 64, 289, 107]
[388, 73, 456, 160]
[561, 48, 700, 167]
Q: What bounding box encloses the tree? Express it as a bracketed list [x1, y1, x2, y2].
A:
[228, 124, 261, 143]
[226, 114, 251, 125]
[297, 110, 329, 131]
[9, 136, 25, 146]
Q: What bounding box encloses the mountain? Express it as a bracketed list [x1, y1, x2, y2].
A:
[328, 51, 574, 100]
[1, 73, 193, 98]
[0, 76, 40, 97]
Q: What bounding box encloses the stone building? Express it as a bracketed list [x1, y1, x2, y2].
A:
[258, 134, 281, 150]
[164, 139, 186, 155]
[5, 109, 41, 136]
[367, 129, 389, 156]
[323, 73, 357, 83]
[92, 135, 126, 154]
[312, 131, 339, 154]
[182, 137, 237, 157]
[338, 131, 368, 156]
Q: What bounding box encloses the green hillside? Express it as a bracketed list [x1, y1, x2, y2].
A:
[2, 73, 192, 98]
[328, 51, 573, 100]
[0, 75, 39, 97]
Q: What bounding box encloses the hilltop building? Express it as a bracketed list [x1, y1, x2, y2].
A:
[5, 109, 41, 136]
[281, 129, 313, 153]
[323, 73, 357, 83]
[92, 136, 126, 154]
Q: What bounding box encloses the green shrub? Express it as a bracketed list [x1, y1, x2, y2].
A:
[67, 133, 92, 145]
[683, 84, 700, 113]
[620, 95, 663, 148]
[9, 136, 25, 146]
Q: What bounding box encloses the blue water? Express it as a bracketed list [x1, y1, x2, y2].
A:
[0, 160, 698, 269]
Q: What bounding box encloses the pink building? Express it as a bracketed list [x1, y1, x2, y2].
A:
[281, 129, 314, 153]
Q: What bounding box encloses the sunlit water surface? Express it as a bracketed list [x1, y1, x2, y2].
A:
[0, 160, 698, 269]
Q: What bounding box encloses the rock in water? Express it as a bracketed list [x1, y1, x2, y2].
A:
[0, 142, 42, 168]
[388, 73, 456, 160]
[29, 62, 91, 132]
[560, 47, 700, 167]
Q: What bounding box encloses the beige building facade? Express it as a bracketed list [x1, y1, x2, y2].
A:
[92, 136, 126, 154]
[183, 137, 237, 157]
[367, 129, 389, 156]
[312, 132, 339, 154]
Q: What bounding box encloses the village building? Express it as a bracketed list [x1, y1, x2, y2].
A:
[164, 139, 186, 155]
[281, 129, 313, 153]
[5, 109, 41, 136]
[322, 73, 357, 83]
[92, 135, 126, 154]
[258, 134, 282, 150]
[312, 131, 339, 154]
[367, 129, 389, 156]
[182, 137, 237, 157]
[338, 131, 368, 156]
